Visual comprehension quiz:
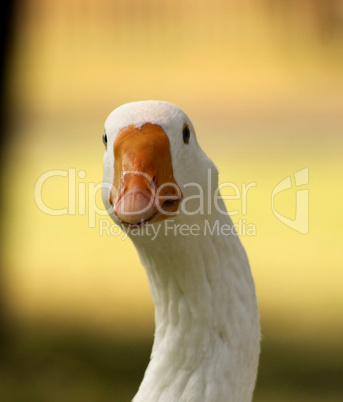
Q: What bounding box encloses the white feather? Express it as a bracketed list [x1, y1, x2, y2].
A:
[102, 101, 260, 402]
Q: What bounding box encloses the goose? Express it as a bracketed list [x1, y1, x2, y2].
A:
[101, 101, 260, 402]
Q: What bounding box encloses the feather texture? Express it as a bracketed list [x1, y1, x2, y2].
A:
[102, 101, 260, 402]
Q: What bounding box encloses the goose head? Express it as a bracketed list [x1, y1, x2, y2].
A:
[102, 100, 217, 228]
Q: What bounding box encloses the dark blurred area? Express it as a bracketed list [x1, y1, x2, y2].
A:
[0, 322, 342, 401]
[0, 0, 17, 353]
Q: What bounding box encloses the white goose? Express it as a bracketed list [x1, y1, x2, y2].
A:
[101, 101, 260, 402]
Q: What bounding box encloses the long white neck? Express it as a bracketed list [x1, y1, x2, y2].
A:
[130, 202, 260, 402]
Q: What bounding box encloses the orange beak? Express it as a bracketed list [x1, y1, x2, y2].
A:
[109, 123, 182, 225]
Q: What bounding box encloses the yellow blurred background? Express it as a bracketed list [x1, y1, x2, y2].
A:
[1, 0, 343, 401]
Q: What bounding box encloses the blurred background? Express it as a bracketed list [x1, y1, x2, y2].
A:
[1, 0, 343, 401]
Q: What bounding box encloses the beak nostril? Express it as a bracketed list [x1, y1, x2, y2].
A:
[150, 176, 156, 188]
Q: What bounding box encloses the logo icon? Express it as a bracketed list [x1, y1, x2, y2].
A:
[271, 167, 309, 234]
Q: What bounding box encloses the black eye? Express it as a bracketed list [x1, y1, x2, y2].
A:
[183, 124, 190, 144]
[102, 133, 108, 148]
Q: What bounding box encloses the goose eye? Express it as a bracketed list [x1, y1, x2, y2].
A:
[183, 125, 190, 144]
[102, 133, 108, 148]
